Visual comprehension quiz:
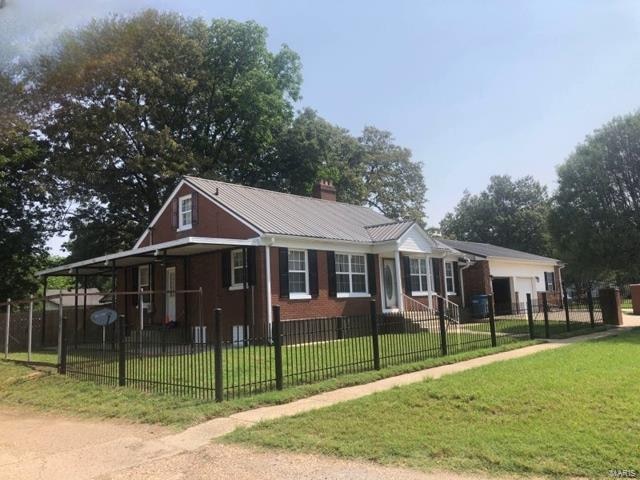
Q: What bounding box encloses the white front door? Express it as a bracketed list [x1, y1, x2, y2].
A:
[382, 258, 398, 310]
[165, 267, 176, 323]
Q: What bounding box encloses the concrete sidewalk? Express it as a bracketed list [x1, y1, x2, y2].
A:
[0, 327, 623, 480]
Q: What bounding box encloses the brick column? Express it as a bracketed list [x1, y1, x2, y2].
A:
[599, 288, 623, 326]
[630, 284, 640, 315]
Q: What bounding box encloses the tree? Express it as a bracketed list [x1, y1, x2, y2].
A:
[440, 175, 551, 255]
[549, 112, 640, 282]
[0, 74, 61, 299]
[272, 110, 427, 224]
[30, 10, 302, 259]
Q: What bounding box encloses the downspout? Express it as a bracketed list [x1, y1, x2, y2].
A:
[458, 256, 472, 308]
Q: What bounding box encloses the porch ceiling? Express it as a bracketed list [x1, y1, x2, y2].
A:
[37, 236, 260, 277]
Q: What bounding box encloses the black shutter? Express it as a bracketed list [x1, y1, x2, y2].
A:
[308, 250, 318, 296]
[191, 192, 199, 225]
[171, 198, 178, 228]
[366, 254, 376, 296]
[453, 261, 461, 295]
[432, 258, 442, 295]
[132, 267, 139, 306]
[402, 256, 412, 295]
[247, 247, 257, 286]
[221, 250, 231, 288]
[279, 247, 289, 298]
[327, 251, 337, 297]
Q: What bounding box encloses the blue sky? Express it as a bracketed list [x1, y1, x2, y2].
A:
[3, 0, 640, 253]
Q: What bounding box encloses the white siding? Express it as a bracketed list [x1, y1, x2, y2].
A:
[488, 259, 556, 294]
[398, 226, 434, 254]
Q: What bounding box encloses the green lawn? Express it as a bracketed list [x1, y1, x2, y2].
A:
[0, 339, 538, 429]
[226, 329, 640, 478]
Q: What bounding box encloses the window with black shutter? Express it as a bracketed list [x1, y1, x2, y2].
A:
[308, 250, 318, 296]
[278, 247, 289, 298]
[327, 251, 337, 297]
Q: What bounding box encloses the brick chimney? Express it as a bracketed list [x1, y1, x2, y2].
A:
[312, 180, 336, 201]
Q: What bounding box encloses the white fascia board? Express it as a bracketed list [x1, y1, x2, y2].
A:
[487, 256, 560, 267]
[263, 234, 374, 254]
[37, 236, 261, 276]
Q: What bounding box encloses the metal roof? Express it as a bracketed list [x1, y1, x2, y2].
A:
[186, 176, 398, 243]
[438, 239, 560, 264]
[365, 221, 415, 242]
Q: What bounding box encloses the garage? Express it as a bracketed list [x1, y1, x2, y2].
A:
[514, 276, 535, 305]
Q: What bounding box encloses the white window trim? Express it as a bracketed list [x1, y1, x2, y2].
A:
[177, 194, 193, 231]
[230, 249, 246, 290]
[444, 260, 456, 295]
[409, 256, 430, 296]
[288, 249, 310, 299]
[335, 252, 370, 298]
[138, 264, 151, 310]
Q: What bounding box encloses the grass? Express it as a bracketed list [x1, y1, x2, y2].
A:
[226, 328, 640, 479]
[0, 339, 538, 429]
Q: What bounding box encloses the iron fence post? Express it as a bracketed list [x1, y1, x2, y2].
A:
[213, 308, 223, 402]
[587, 289, 595, 328]
[526, 293, 535, 339]
[563, 282, 570, 331]
[542, 292, 550, 339]
[437, 296, 447, 356]
[272, 305, 283, 390]
[118, 314, 126, 387]
[488, 294, 497, 347]
[59, 316, 67, 374]
[369, 299, 381, 370]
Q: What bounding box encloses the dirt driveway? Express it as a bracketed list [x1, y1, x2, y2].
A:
[0, 407, 507, 480]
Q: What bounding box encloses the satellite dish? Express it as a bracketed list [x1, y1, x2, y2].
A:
[90, 308, 118, 327]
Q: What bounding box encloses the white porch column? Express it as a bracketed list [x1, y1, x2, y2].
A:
[264, 245, 273, 340]
[442, 257, 447, 297]
[394, 250, 404, 311]
[426, 255, 434, 309]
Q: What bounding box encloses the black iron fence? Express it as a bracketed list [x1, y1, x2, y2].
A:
[57, 291, 607, 401]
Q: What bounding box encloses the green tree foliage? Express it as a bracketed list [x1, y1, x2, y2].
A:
[0, 74, 61, 299]
[440, 175, 551, 255]
[550, 112, 640, 282]
[272, 109, 426, 224]
[31, 10, 302, 259]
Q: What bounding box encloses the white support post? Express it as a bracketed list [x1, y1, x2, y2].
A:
[265, 245, 273, 341]
[28, 295, 33, 362]
[426, 256, 434, 309]
[57, 292, 63, 365]
[394, 250, 404, 311]
[4, 298, 10, 360]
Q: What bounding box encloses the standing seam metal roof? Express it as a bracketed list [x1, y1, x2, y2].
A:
[186, 176, 399, 243]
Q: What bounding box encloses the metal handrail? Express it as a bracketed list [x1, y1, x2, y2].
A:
[402, 294, 437, 315]
[433, 293, 461, 324]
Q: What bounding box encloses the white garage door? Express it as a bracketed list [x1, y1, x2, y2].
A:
[514, 277, 535, 303]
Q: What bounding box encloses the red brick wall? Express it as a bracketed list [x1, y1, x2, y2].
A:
[137, 184, 258, 247]
[461, 260, 491, 306]
[270, 248, 382, 320]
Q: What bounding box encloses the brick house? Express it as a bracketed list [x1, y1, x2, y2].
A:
[39, 176, 563, 340]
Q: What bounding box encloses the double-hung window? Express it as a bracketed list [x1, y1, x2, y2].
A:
[336, 253, 368, 296]
[231, 249, 246, 288]
[138, 265, 151, 309]
[410, 258, 429, 295]
[288, 249, 309, 297]
[444, 261, 455, 294]
[178, 194, 192, 230]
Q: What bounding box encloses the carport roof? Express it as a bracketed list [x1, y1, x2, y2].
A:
[438, 239, 561, 264]
[36, 237, 258, 276]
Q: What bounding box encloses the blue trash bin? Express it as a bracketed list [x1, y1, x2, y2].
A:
[471, 294, 489, 318]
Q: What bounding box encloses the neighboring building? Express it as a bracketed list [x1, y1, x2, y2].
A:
[438, 239, 564, 308]
[38, 177, 563, 339]
[44, 288, 109, 311]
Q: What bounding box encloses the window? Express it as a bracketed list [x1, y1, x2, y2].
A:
[138, 265, 151, 309]
[410, 257, 429, 294]
[545, 272, 555, 291]
[231, 249, 246, 288]
[445, 261, 455, 294]
[178, 195, 192, 230]
[288, 250, 308, 296]
[335, 253, 368, 296]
